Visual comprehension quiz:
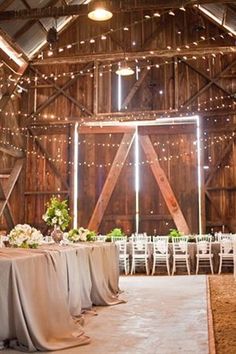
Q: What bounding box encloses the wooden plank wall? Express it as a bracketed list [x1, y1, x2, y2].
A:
[0, 65, 25, 230]
[0, 7, 235, 233]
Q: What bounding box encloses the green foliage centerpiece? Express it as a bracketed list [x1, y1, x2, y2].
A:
[168, 228, 183, 242]
[43, 197, 71, 242]
[106, 228, 124, 242]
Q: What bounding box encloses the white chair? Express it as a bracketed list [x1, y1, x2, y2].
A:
[111, 236, 127, 242]
[131, 241, 149, 275]
[196, 235, 214, 274]
[117, 240, 129, 275]
[218, 235, 234, 274]
[94, 235, 107, 242]
[152, 236, 170, 275]
[172, 236, 190, 275]
[217, 233, 231, 241]
[131, 234, 152, 243]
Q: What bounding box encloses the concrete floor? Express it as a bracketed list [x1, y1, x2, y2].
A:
[3, 275, 209, 354]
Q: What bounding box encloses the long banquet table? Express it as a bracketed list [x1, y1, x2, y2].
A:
[0, 242, 123, 352]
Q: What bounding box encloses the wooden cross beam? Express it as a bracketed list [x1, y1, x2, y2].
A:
[88, 131, 135, 231]
[205, 137, 236, 188]
[179, 58, 236, 109]
[121, 68, 149, 109]
[0, 159, 24, 229]
[28, 128, 69, 191]
[32, 46, 236, 66]
[205, 190, 231, 232]
[139, 134, 190, 234]
[28, 65, 93, 120]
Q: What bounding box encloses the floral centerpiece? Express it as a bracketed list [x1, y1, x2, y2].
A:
[106, 228, 124, 242]
[8, 224, 44, 248]
[42, 197, 71, 230]
[65, 227, 96, 243]
[168, 228, 183, 242]
[42, 197, 71, 243]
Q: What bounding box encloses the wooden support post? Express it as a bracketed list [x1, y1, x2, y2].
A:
[174, 57, 179, 110]
[88, 132, 135, 231]
[139, 135, 190, 234]
[93, 60, 99, 115]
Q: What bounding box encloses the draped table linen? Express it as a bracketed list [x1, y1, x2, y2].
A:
[0, 242, 122, 352]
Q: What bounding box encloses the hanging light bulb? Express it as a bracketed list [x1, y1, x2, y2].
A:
[88, 1, 113, 21]
[116, 60, 134, 76]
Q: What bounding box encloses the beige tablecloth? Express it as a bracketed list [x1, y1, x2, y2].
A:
[0, 242, 122, 352]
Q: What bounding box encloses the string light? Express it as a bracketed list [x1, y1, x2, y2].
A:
[31, 5, 232, 61]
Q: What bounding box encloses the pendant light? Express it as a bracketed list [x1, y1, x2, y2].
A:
[116, 60, 134, 76]
[88, 1, 113, 21]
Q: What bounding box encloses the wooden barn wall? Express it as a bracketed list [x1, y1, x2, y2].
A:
[24, 126, 73, 232]
[0, 64, 25, 231]
[7, 8, 235, 234]
[203, 115, 236, 233]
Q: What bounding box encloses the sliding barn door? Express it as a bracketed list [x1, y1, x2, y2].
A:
[138, 125, 198, 235]
[78, 128, 136, 234]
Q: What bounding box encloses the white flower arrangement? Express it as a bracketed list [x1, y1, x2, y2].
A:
[66, 227, 95, 243]
[8, 224, 44, 248]
[42, 197, 71, 231]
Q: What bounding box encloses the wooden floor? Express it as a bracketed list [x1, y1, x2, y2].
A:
[3, 275, 209, 354]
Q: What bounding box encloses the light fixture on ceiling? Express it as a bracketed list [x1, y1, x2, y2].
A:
[47, 26, 58, 44]
[116, 60, 134, 76]
[88, 1, 113, 21]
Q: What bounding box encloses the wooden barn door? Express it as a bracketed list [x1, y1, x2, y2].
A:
[77, 124, 199, 235]
[78, 127, 136, 234]
[138, 125, 198, 235]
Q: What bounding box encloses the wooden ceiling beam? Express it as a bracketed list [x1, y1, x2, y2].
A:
[25, 106, 236, 128]
[0, 0, 15, 12]
[0, 1, 234, 21]
[13, 0, 59, 41]
[31, 46, 236, 65]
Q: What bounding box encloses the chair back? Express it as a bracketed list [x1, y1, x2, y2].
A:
[116, 240, 128, 255]
[153, 236, 169, 255]
[132, 241, 148, 257]
[111, 236, 127, 243]
[196, 235, 212, 254]
[172, 236, 189, 255]
[217, 233, 231, 241]
[131, 233, 152, 243]
[219, 238, 233, 254]
[95, 235, 107, 242]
